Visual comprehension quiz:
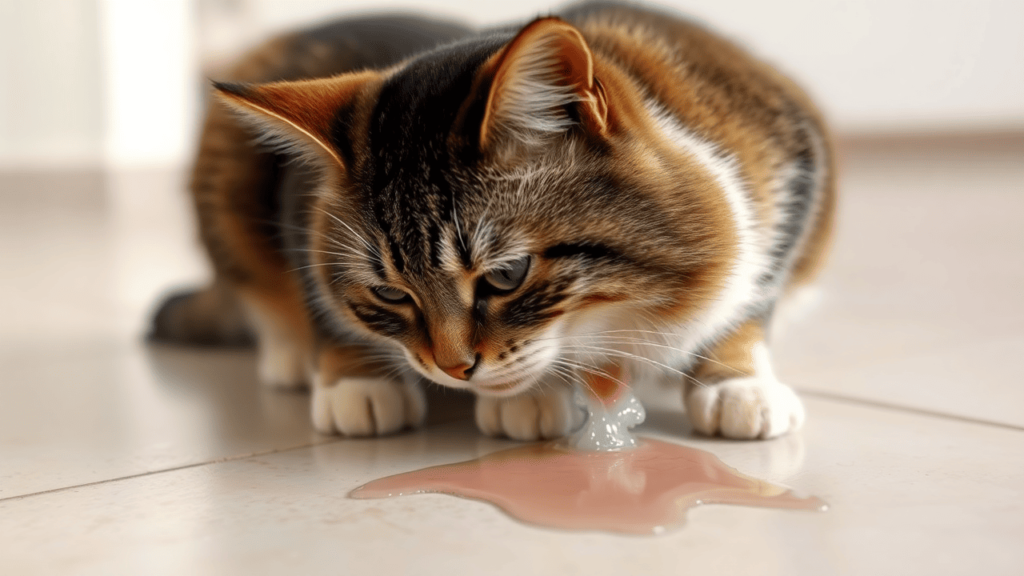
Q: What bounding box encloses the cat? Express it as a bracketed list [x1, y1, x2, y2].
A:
[152, 1, 835, 441]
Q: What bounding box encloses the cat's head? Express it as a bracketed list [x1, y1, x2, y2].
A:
[216, 18, 729, 396]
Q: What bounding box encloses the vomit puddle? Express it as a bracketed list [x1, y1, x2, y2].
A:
[350, 368, 826, 535]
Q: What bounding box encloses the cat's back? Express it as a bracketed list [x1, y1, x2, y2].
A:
[225, 14, 474, 83]
[561, 1, 835, 288]
[562, 2, 826, 139]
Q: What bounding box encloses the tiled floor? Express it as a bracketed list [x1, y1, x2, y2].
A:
[1, 135, 1022, 575]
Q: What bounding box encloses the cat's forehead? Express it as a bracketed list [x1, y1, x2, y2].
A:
[356, 154, 604, 279]
[363, 195, 521, 280]
[365, 37, 504, 180]
[351, 42, 492, 277]
[350, 34, 608, 277]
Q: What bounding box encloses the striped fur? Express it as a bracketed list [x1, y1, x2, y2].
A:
[153, 3, 835, 440]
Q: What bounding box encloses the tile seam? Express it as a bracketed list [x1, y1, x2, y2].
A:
[0, 438, 339, 504]
[798, 388, 1024, 432]
[0, 412, 474, 504]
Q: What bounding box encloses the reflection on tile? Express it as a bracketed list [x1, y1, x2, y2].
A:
[2, 399, 1022, 576]
[0, 340, 476, 499]
[0, 343, 318, 499]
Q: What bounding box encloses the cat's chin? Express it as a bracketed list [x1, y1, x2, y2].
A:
[472, 375, 542, 398]
[424, 370, 542, 398]
[410, 361, 543, 398]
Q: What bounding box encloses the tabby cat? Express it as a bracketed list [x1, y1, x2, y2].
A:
[152, 1, 835, 441]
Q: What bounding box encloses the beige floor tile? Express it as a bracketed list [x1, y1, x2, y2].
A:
[2, 398, 1021, 576]
[773, 135, 1024, 424]
[0, 341, 475, 500]
[788, 337, 1024, 429]
[0, 343, 319, 499]
[0, 170, 313, 499]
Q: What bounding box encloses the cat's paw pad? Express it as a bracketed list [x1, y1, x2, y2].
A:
[475, 385, 583, 441]
[685, 377, 805, 439]
[311, 377, 426, 436]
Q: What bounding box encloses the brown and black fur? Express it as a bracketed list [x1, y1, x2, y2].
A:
[153, 2, 835, 439]
[152, 15, 474, 370]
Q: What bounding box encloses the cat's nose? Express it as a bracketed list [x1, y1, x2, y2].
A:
[438, 354, 480, 381]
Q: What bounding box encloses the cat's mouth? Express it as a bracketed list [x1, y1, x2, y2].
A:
[478, 381, 519, 393]
[402, 351, 542, 396]
[402, 338, 561, 397]
[473, 373, 540, 397]
[470, 354, 556, 397]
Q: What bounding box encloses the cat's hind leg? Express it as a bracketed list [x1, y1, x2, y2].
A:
[311, 343, 426, 436]
[150, 276, 314, 391]
[684, 322, 805, 439]
[150, 281, 253, 347]
[237, 285, 315, 390]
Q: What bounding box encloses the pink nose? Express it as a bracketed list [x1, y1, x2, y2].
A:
[438, 355, 479, 381]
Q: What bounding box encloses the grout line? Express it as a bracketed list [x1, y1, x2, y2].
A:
[0, 411, 475, 504]
[0, 438, 344, 504]
[798, 389, 1024, 432]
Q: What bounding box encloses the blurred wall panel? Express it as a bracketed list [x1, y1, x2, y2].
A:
[0, 0, 105, 169]
[99, 0, 200, 169]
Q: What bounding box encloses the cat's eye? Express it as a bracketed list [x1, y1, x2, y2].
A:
[372, 286, 411, 304]
[483, 256, 531, 293]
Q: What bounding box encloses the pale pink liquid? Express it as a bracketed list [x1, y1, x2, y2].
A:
[350, 438, 826, 535]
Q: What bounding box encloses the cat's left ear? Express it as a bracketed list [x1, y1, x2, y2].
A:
[213, 71, 378, 169]
[478, 17, 609, 149]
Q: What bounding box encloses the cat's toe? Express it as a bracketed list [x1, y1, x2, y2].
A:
[685, 377, 805, 439]
[475, 385, 581, 441]
[311, 377, 426, 436]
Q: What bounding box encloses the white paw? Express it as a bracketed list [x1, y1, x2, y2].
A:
[685, 377, 805, 439]
[257, 337, 308, 390]
[475, 385, 584, 441]
[311, 377, 426, 436]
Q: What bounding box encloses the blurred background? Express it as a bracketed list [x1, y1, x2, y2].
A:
[3, 4, 1024, 572]
[1, 0, 1022, 170]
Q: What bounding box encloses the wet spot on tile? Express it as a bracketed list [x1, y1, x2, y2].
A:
[351, 438, 826, 535]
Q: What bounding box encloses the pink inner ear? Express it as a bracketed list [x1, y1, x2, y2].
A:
[479, 18, 609, 149]
[549, 33, 595, 91]
[214, 72, 378, 168]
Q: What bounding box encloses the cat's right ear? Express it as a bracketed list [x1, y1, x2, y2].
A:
[475, 18, 610, 150]
[212, 71, 379, 169]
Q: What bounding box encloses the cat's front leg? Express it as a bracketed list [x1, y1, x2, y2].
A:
[474, 378, 584, 441]
[310, 344, 426, 436]
[684, 322, 805, 439]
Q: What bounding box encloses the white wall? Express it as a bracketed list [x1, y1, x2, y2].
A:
[233, 0, 1024, 135]
[0, 0, 105, 169]
[1, 0, 1022, 169]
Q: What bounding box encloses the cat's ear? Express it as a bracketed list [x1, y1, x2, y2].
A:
[480, 17, 609, 149]
[213, 72, 377, 169]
